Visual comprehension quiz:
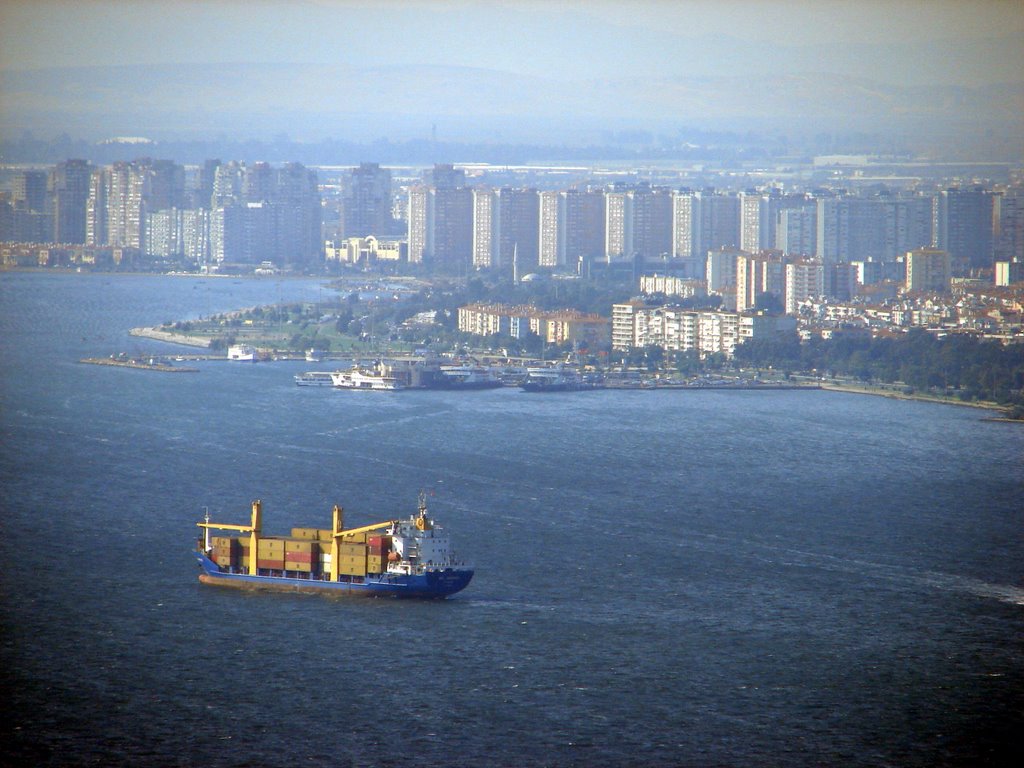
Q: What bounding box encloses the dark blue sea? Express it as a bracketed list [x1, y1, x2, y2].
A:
[1, 272, 1022, 768]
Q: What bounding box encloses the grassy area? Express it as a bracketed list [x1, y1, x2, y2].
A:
[151, 302, 418, 357]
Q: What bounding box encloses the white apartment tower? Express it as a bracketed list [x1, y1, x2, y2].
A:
[785, 260, 825, 314]
[538, 190, 560, 268]
[472, 188, 497, 269]
[605, 190, 633, 262]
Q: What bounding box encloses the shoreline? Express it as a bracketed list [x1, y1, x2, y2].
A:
[129, 327, 212, 347]
[819, 382, 1008, 413]
[131, 326, 1018, 420]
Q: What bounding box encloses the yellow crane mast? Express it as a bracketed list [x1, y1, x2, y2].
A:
[197, 500, 263, 563]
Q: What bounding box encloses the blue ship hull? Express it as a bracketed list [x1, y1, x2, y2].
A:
[195, 553, 473, 599]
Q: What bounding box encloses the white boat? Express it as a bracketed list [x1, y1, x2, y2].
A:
[437, 365, 504, 389]
[521, 366, 603, 392]
[331, 366, 407, 391]
[294, 371, 336, 387]
[227, 344, 256, 362]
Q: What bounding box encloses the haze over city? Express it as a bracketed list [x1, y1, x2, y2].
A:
[1, 0, 1022, 156]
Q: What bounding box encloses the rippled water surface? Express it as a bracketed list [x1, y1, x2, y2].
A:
[1, 272, 1022, 767]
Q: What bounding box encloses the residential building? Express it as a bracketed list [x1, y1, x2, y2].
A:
[341, 162, 392, 238]
[605, 189, 633, 262]
[50, 159, 92, 244]
[776, 204, 817, 257]
[630, 184, 673, 260]
[934, 186, 995, 273]
[560, 188, 605, 268]
[406, 165, 472, 273]
[785, 260, 825, 314]
[905, 247, 951, 293]
[472, 188, 497, 269]
[538, 190, 560, 268]
[736, 251, 785, 312]
[639, 274, 706, 299]
[497, 187, 539, 273]
[706, 247, 742, 294]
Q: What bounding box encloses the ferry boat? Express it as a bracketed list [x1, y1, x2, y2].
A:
[294, 371, 336, 387]
[436, 364, 504, 390]
[521, 366, 603, 392]
[195, 495, 473, 599]
[331, 364, 407, 391]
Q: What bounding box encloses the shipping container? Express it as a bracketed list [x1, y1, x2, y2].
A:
[257, 540, 285, 557]
[316, 529, 334, 542]
[285, 561, 312, 572]
[337, 541, 365, 557]
[290, 527, 320, 540]
[335, 556, 367, 576]
[284, 551, 313, 563]
[284, 540, 314, 553]
[366, 555, 384, 573]
[256, 558, 285, 570]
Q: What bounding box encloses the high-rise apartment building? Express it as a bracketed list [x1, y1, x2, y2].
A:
[472, 188, 497, 269]
[671, 190, 697, 262]
[827, 262, 859, 301]
[785, 260, 825, 314]
[537, 190, 560, 269]
[699, 192, 741, 257]
[934, 187, 996, 273]
[407, 166, 472, 273]
[706, 247, 742, 294]
[605, 189, 633, 262]
[995, 186, 1024, 264]
[560, 188, 604, 267]
[776, 204, 817, 256]
[883, 195, 933, 260]
[739, 191, 785, 253]
[905, 247, 951, 293]
[671, 190, 740, 277]
[272, 162, 322, 267]
[49, 160, 92, 244]
[407, 185, 430, 265]
[630, 185, 673, 260]
[13, 171, 48, 213]
[816, 197, 888, 265]
[736, 251, 785, 313]
[497, 188, 539, 273]
[341, 162, 392, 238]
[86, 168, 107, 246]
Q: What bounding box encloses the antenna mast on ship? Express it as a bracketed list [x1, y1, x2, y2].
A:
[203, 507, 211, 552]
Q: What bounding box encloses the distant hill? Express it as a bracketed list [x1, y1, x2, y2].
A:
[1, 62, 1021, 158]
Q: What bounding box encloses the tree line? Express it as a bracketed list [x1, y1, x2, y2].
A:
[733, 329, 1024, 407]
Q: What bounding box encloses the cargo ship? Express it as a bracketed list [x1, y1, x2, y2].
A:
[195, 494, 473, 598]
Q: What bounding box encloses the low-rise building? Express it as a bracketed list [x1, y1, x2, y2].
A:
[458, 303, 609, 347]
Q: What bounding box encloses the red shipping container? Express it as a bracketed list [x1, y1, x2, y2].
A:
[257, 559, 285, 570]
[284, 551, 313, 563]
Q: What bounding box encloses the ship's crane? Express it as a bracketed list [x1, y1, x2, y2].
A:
[196, 500, 263, 556]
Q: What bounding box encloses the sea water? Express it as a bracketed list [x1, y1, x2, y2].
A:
[1, 272, 1022, 767]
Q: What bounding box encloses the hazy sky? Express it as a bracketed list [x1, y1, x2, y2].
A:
[2, 0, 1022, 87]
